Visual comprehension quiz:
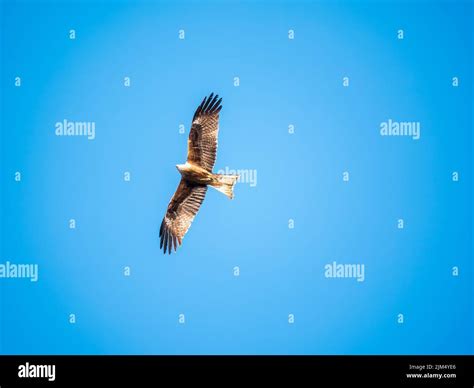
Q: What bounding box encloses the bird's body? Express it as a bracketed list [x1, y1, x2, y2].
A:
[176, 162, 213, 185]
[159, 93, 239, 254]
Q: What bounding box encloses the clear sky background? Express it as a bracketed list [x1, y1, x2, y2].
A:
[1, 0, 472, 354]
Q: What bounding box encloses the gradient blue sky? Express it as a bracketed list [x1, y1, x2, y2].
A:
[1, 0, 472, 354]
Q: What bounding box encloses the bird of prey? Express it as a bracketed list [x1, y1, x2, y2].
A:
[159, 93, 239, 254]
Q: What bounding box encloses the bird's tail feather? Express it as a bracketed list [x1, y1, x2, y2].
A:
[211, 174, 239, 199]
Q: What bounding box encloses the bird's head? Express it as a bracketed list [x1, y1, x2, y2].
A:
[176, 163, 188, 173]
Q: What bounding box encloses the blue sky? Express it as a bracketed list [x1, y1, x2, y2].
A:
[0, 0, 472, 354]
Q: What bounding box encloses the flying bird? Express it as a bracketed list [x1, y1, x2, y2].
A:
[159, 93, 239, 254]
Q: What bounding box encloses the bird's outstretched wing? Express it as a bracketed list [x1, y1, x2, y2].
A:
[187, 93, 222, 172]
[159, 179, 208, 254]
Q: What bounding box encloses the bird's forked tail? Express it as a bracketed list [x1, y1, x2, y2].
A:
[211, 174, 239, 199]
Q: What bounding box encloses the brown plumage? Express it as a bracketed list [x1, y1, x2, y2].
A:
[159, 93, 239, 254]
[187, 94, 222, 172]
